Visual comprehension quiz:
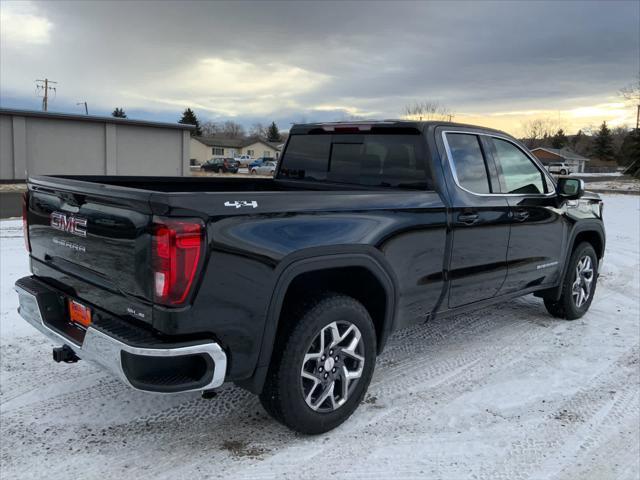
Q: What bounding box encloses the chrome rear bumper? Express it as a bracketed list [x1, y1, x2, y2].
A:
[14, 279, 226, 393]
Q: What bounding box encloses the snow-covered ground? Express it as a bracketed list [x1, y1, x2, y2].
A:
[1, 195, 639, 479]
[586, 180, 640, 193]
[578, 172, 623, 178]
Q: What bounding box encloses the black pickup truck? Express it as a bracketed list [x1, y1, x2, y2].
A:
[15, 121, 605, 434]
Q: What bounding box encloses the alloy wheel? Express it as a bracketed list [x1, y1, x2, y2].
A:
[300, 321, 365, 412]
[572, 255, 594, 308]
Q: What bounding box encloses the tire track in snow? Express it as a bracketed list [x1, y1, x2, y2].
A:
[472, 346, 640, 480]
[1, 195, 638, 479]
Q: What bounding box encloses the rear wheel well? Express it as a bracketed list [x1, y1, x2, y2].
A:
[279, 267, 388, 353]
[573, 230, 604, 259]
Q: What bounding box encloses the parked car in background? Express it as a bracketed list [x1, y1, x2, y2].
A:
[201, 158, 239, 173]
[234, 154, 253, 167]
[547, 162, 573, 175]
[248, 157, 273, 170]
[250, 160, 277, 175]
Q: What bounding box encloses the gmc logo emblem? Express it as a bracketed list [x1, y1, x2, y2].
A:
[50, 212, 87, 237]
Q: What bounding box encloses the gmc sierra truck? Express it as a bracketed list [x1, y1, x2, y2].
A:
[15, 121, 605, 434]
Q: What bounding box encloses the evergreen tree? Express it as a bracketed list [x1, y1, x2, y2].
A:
[571, 129, 583, 148]
[592, 121, 615, 161]
[617, 129, 640, 167]
[551, 128, 567, 149]
[178, 108, 202, 136]
[266, 121, 282, 142]
[111, 107, 127, 118]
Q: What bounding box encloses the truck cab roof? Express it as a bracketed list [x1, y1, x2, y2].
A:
[288, 120, 509, 137]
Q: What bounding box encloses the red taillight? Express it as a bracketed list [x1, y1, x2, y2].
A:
[22, 192, 31, 252]
[152, 218, 204, 305]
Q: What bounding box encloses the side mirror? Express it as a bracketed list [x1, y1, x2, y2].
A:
[557, 177, 584, 199]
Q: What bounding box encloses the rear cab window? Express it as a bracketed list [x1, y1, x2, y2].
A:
[278, 129, 432, 190]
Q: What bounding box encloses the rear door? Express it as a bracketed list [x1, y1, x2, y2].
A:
[439, 130, 511, 308]
[485, 136, 565, 292]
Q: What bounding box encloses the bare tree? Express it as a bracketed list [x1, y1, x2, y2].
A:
[619, 74, 640, 130]
[611, 125, 631, 152]
[200, 121, 219, 137]
[579, 124, 597, 136]
[403, 101, 454, 121]
[566, 128, 595, 157]
[521, 118, 564, 148]
[522, 119, 546, 147]
[220, 120, 245, 138]
[249, 122, 267, 138]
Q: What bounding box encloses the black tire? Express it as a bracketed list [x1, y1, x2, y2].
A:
[544, 242, 598, 320]
[251, 169, 257, 175]
[259, 293, 377, 434]
[560, 169, 567, 175]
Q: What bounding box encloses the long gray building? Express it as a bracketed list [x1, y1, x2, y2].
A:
[0, 108, 195, 181]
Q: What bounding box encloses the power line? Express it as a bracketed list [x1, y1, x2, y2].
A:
[35, 78, 57, 112]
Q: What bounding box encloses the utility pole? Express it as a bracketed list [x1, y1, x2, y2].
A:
[76, 101, 88, 115]
[35, 78, 57, 111]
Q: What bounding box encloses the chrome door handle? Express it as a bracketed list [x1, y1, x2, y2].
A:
[513, 210, 530, 222]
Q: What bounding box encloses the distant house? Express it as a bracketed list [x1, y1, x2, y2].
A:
[190, 137, 211, 165]
[190, 135, 282, 164]
[530, 147, 590, 173]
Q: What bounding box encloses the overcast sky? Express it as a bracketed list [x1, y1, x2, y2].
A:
[1, 0, 638, 135]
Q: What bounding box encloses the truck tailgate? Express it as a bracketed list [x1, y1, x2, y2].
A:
[27, 178, 155, 317]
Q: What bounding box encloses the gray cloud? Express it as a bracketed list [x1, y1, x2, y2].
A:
[1, 0, 638, 131]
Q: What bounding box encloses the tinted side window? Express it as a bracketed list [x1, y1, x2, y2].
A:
[279, 133, 430, 189]
[492, 138, 545, 194]
[446, 133, 490, 194]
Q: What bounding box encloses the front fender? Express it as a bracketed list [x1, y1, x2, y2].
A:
[538, 219, 605, 302]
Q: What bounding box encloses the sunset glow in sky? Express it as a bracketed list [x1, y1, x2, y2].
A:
[1, 0, 638, 136]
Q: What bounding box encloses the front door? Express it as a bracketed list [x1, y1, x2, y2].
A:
[441, 131, 511, 308]
[485, 136, 565, 292]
